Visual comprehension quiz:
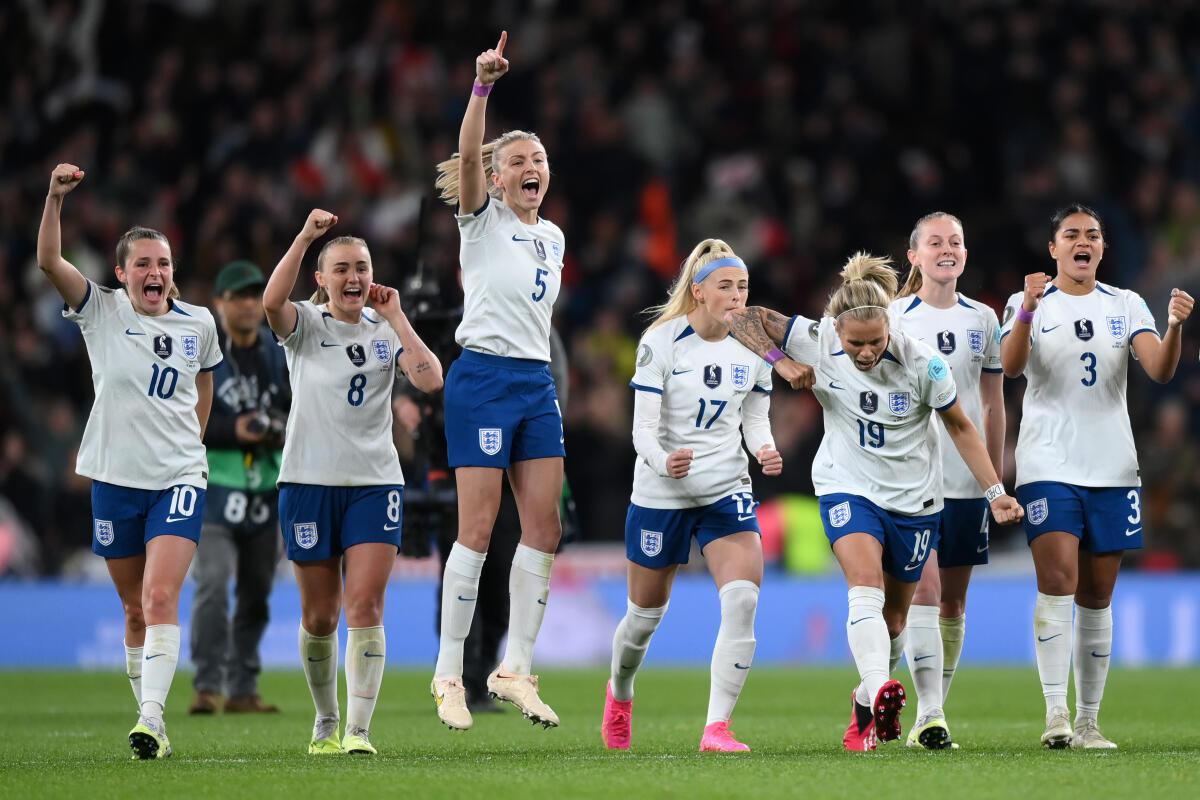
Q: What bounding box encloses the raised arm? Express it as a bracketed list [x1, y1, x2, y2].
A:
[37, 164, 90, 309]
[457, 31, 509, 215]
[1000, 272, 1047, 378]
[263, 209, 337, 339]
[937, 402, 1022, 525]
[1131, 288, 1193, 383]
[726, 306, 814, 390]
[370, 284, 444, 394]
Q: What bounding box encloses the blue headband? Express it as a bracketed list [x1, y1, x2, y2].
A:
[692, 256, 747, 284]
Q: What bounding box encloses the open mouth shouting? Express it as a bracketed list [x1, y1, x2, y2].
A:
[520, 176, 541, 203]
[1072, 251, 1093, 266]
[143, 280, 165, 304]
[342, 285, 364, 303]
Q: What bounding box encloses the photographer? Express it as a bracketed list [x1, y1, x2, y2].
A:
[189, 261, 290, 714]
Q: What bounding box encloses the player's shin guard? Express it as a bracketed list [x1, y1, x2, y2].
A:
[140, 624, 180, 723]
[299, 626, 339, 720]
[434, 542, 486, 679]
[125, 641, 143, 708]
[905, 604, 944, 718]
[847, 586, 889, 707]
[1073, 604, 1112, 724]
[346, 626, 385, 734]
[501, 544, 554, 675]
[707, 580, 759, 725]
[610, 599, 668, 702]
[939, 613, 965, 703]
[1034, 593, 1074, 713]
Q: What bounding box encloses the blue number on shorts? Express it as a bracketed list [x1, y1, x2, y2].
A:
[857, 419, 885, 449]
[695, 398, 728, 429]
[147, 363, 179, 399]
[1080, 352, 1097, 386]
[532, 268, 549, 302]
[348, 374, 367, 406]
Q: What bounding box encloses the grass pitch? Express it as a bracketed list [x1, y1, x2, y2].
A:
[1, 668, 1197, 799]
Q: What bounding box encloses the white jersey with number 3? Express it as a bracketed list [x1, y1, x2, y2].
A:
[455, 198, 565, 361]
[63, 281, 222, 490]
[1000, 283, 1156, 488]
[889, 294, 1002, 499]
[277, 302, 405, 487]
[784, 315, 958, 515]
[629, 317, 774, 509]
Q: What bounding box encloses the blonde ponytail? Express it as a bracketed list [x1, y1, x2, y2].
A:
[435, 130, 544, 206]
[897, 211, 963, 299]
[644, 239, 740, 331]
[824, 252, 897, 322]
[310, 235, 369, 304]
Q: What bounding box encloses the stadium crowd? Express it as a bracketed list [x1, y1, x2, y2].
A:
[3, 0, 1200, 574]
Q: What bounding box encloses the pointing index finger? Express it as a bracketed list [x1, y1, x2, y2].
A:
[496, 30, 507, 57]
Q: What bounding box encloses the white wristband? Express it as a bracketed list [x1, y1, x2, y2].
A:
[985, 483, 1006, 503]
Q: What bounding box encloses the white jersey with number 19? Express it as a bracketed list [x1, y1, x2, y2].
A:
[784, 315, 958, 516]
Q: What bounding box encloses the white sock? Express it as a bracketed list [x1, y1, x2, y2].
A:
[434, 542, 487, 678]
[299, 626, 339, 720]
[139, 624, 180, 723]
[847, 586, 889, 707]
[706, 580, 759, 725]
[346, 626, 385, 734]
[1034, 592, 1074, 713]
[939, 614, 965, 703]
[610, 600, 668, 702]
[905, 604, 944, 718]
[501, 544, 555, 675]
[889, 630, 906, 675]
[1073, 604, 1112, 723]
[125, 641, 143, 707]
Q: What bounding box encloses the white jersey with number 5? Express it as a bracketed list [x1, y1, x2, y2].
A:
[889, 294, 1002, 499]
[1000, 283, 1156, 488]
[784, 315, 958, 515]
[629, 317, 774, 509]
[277, 301, 405, 487]
[454, 197, 564, 361]
[63, 281, 222, 490]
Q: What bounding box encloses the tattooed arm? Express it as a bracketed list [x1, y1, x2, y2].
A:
[726, 306, 815, 390]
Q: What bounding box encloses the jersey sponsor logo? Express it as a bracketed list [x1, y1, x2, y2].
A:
[1027, 498, 1048, 526]
[1106, 315, 1126, 339]
[181, 335, 199, 361]
[888, 391, 911, 416]
[636, 344, 653, 367]
[479, 428, 502, 456]
[731, 363, 750, 389]
[1074, 319, 1094, 341]
[372, 339, 392, 364]
[703, 364, 722, 388]
[671, 367, 693, 375]
[94, 519, 115, 547]
[534, 240, 547, 260]
[511, 234, 533, 242]
[829, 501, 852, 528]
[1002, 305, 1015, 325]
[859, 390, 878, 414]
[829, 380, 846, 390]
[967, 329, 984, 354]
[1041, 324, 1060, 333]
[153, 334, 172, 359]
[936, 330, 956, 354]
[640, 529, 663, 557]
[346, 343, 367, 367]
[294, 522, 319, 550]
[928, 355, 949, 381]
[124, 328, 145, 336]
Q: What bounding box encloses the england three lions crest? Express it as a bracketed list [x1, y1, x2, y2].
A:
[967, 329, 984, 354]
[294, 522, 319, 550]
[181, 335, 199, 361]
[731, 363, 750, 390]
[888, 391, 911, 416]
[1107, 316, 1126, 339]
[829, 501, 852, 528]
[479, 428, 502, 456]
[640, 529, 663, 557]
[1026, 498, 1048, 526]
[94, 519, 114, 547]
[372, 339, 392, 364]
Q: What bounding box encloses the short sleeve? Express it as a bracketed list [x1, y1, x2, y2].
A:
[921, 351, 958, 411]
[998, 292, 1023, 341]
[752, 360, 773, 394]
[782, 314, 822, 364]
[200, 313, 223, 371]
[630, 331, 669, 395]
[982, 306, 1003, 372]
[454, 196, 501, 243]
[1126, 290, 1158, 341]
[280, 301, 322, 349]
[61, 280, 115, 333]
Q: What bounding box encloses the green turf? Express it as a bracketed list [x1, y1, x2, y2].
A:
[1, 668, 1197, 799]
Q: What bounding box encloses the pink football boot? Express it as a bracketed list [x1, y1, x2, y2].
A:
[601, 682, 632, 750]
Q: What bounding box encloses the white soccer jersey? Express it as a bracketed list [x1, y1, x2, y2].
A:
[277, 302, 405, 487]
[629, 317, 774, 509]
[63, 282, 222, 491]
[454, 197, 565, 361]
[889, 294, 1002, 499]
[1000, 283, 1156, 488]
[784, 315, 959, 515]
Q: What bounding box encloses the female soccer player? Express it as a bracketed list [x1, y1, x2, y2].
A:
[601, 240, 781, 753]
[38, 163, 222, 760]
[430, 31, 567, 731]
[888, 212, 1004, 749]
[726, 253, 1023, 751]
[1000, 204, 1193, 749]
[264, 210, 443, 755]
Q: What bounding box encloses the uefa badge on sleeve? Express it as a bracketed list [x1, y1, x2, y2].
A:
[640, 529, 663, 557]
[94, 519, 114, 547]
[479, 428, 502, 456]
[294, 522, 319, 550]
[829, 502, 851, 528]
